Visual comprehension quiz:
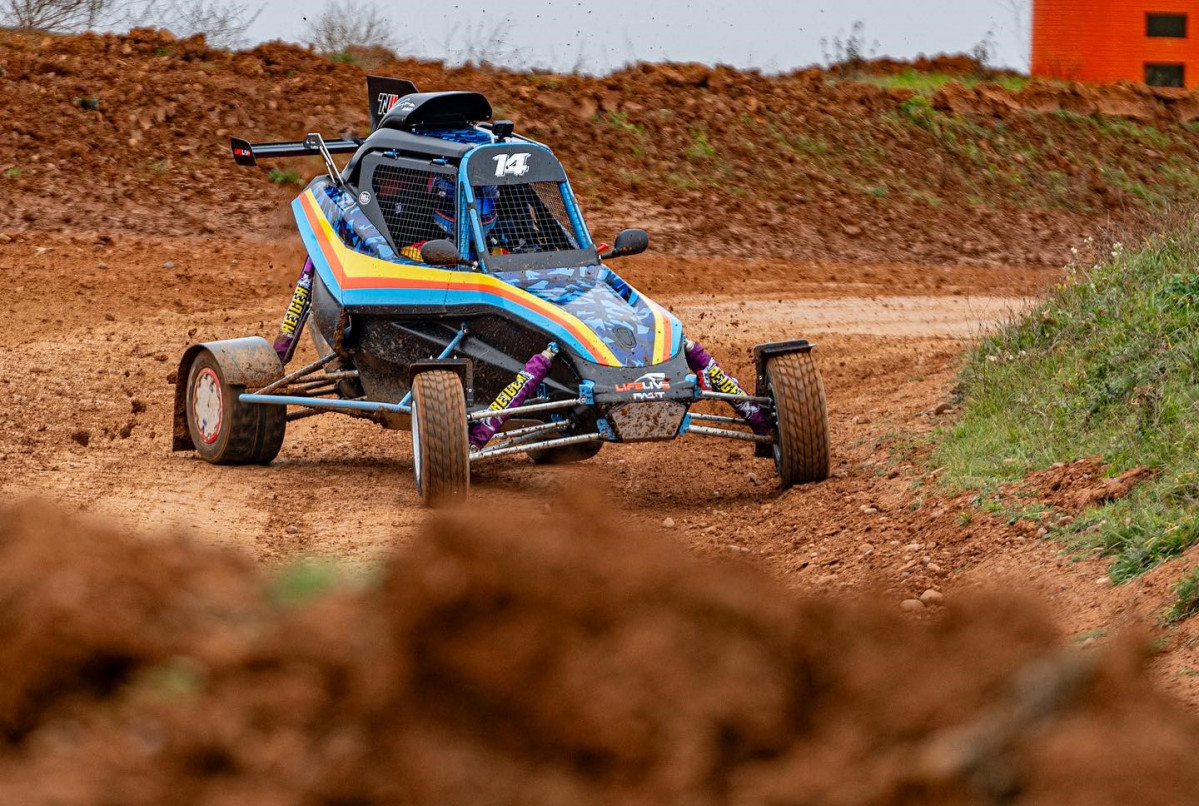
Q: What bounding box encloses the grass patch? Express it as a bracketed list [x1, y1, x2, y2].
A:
[859, 70, 1031, 94]
[685, 124, 718, 160]
[1073, 627, 1108, 644]
[1166, 567, 1199, 624]
[607, 111, 645, 136]
[268, 167, 303, 186]
[935, 226, 1199, 587]
[269, 559, 345, 608]
[4, 167, 20, 179]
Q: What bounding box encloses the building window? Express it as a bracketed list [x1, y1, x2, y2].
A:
[1146, 63, 1186, 87]
[1147, 13, 1187, 38]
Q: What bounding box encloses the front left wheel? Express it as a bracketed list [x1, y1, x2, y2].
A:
[764, 351, 830, 488]
[185, 350, 286, 465]
[411, 370, 470, 506]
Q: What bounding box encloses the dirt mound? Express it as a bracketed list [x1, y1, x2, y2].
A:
[844, 53, 1021, 79]
[931, 78, 1199, 123]
[1005, 458, 1156, 513]
[4, 30, 1199, 266]
[0, 498, 1197, 803]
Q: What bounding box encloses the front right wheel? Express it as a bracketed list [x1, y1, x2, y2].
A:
[764, 351, 830, 488]
[411, 370, 470, 507]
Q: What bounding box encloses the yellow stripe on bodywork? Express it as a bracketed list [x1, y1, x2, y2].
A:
[302, 191, 622, 366]
[645, 298, 672, 365]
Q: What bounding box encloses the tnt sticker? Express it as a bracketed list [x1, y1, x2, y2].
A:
[358, 191, 372, 205]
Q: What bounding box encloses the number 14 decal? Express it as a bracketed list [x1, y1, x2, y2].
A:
[492, 153, 531, 177]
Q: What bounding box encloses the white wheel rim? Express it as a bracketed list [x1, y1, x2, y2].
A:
[411, 397, 423, 493]
[766, 370, 783, 471]
[192, 368, 223, 445]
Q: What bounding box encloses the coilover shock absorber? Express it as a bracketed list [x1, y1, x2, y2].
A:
[685, 339, 772, 435]
[272, 258, 314, 363]
[469, 343, 559, 449]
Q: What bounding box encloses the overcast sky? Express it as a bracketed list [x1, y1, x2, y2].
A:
[245, 0, 1033, 74]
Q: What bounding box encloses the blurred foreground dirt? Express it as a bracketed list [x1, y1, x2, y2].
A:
[1, 499, 1198, 805]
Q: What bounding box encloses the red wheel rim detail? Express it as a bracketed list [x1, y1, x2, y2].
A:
[192, 367, 224, 445]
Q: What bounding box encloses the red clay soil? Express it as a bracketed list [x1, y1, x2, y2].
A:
[1, 498, 1198, 805]
[5, 29, 1199, 266]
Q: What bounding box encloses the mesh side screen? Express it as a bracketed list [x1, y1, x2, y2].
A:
[478, 182, 580, 254]
[372, 165, 452, 249]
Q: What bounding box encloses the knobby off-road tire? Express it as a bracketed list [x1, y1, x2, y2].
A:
[411, 370, 470, 507]
[185, 350, 286, 465]
[765, 351, 830, 488]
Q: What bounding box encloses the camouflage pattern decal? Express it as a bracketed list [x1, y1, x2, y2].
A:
[315, 183, 398, 262]
[492, 266, 662, 367]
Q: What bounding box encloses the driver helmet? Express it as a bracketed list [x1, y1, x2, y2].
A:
[429, 176, 498, 238]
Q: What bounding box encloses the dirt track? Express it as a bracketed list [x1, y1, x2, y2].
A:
[10, 228, 1199, 712]
[0, 232, 1039, 558]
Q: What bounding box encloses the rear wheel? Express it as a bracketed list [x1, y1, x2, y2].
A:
[527, 439, 603, 465]
[411, 370, 470, 506]
[186, 350, 286, 465]
[765, 351, 829, 488]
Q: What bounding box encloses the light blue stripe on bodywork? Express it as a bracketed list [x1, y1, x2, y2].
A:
[293, 194, 616, 364]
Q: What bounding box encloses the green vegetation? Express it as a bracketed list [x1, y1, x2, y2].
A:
[607, 111, 645, 135]
[140, 657, 204, 699]
[269, 559, 345, 608]
[685, 124, 717, 160]
[330, 51, 359, 65]
[935, 227, 1199, 588]
[3, 167, 20, 179]
[1073, 628, 1109, 644]
[268, 167, 303, 186]
[860, 69, 1031, 94]
[1167, 567, 1199, 624]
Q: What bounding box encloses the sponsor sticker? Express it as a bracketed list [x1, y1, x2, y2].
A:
[615, 373, 671, 401]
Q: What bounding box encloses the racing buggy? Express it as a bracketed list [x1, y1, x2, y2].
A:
[172, 76, 830, 505]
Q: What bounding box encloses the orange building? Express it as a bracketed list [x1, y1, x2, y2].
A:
[1032, 1, 1199, 87]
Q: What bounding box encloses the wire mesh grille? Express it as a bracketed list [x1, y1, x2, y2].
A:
[477, 182, 580, 254]
[371, 165, 453, 250]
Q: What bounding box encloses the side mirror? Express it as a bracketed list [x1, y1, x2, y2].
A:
[600, 229, 649, 260]
[421, 239, 463, 267]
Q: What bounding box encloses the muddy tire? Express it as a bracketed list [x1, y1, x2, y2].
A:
[528, 439, 603, 465]
[765, 351, 829, 487]
[186, 350, 286, 465]
[411, 370, 470, 506]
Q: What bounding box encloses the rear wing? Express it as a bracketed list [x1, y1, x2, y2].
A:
[229, 135, 358, 167]
[228, 75, 419, 167]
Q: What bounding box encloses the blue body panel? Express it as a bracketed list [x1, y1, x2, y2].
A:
[295, 129, 684, 367]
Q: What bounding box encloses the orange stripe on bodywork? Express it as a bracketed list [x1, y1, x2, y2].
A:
[299, 191, 622, 366]
[644, 298, 672, 365]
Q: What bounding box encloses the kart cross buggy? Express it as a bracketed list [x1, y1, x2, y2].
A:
[172, 76, 830, 505]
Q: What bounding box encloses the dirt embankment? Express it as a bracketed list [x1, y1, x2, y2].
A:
[4, 29, 1199, 266]
[1, 498, 1198, 805]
